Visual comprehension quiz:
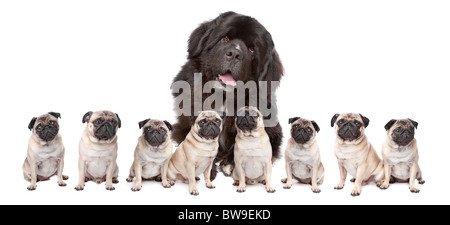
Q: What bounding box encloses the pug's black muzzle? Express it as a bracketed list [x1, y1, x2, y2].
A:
[292, 128, 312, 144]
[199, 122, 221, 139]
[95, 123, 116, 140]
[236, 115, 257, 131]
[393, 129, 414, 146]
[338, 123, 361, 141]
[145, 129, 166, 146]
[37, 125, 58, 142]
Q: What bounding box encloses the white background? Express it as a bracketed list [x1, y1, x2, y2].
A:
[1, 0, 449, 205]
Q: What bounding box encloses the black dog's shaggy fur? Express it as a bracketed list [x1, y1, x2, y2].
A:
[171, 11, 284, 180]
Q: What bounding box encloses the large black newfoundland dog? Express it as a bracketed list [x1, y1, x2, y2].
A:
[171, 11, 284, 180]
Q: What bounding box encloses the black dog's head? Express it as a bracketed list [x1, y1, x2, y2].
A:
[187, 11, 283, 87]
[384, 118, 418, 147]
[28, 112, 61, 142]
[288, 117, 320, 144]
[138, 119, 173, 147]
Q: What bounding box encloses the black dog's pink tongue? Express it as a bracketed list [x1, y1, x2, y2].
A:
[217, 74, 237, 86]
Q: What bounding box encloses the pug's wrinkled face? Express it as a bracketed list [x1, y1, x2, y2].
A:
[235, 106, 262, 132]
[28, 112, 61, 142]
[384, 118, 418, 147]
[331, 113, 369, 143]
[288, 117, 320, 144]
[83, 111, 121, 142]
[191, 111, 224, 140]
[138, 119, 173, 147]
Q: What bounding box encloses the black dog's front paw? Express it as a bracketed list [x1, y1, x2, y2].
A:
[221, 164, 234, 177]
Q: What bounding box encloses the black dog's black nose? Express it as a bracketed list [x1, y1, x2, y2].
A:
[225, 47, 241, 60]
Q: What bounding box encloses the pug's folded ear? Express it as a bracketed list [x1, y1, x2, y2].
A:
[311, 120, 320, 133]
[408, 118, 418, 129]
[115, 113, 121, 128]
[288, 117, 300, 124]
[48, 112, 61, 119]
[164, 120, 174, 131]
[28, 117, 37, 131]
[82, 111, 93, 123]
[359, 114, 370, 128]
[138, 119, 151, 129]
[331, 114, 340, 127]
[384, 119, 397, 131]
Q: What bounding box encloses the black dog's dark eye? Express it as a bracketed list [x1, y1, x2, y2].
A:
[249, 47, 255, 54]
[222, 36, 229, 42]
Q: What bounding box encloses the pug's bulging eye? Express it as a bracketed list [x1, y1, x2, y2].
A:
[94, 119, 102, 126]
[337, 120, 344, 126]
[293, 124, 299, 128]
[36, 124, 42, 131]
[199, 119, 206, 124]
[222, 36, 229, 42]
[354, 120, 360, 126]
[146, 127, 151, 132]
[159, 127, 167, 134]
[50, 121, 56, 125]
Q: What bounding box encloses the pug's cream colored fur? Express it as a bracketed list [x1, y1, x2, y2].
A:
[380, 119, 424, 192]
[333, 113, 384, 196]
[75, 111, 120, 191]
[126, 119, 173, 191]
[167, 111, 222, 195]
[282, 118, 324, 193]
[23, 113, 67, 190]
[232, 107, 275, 193]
